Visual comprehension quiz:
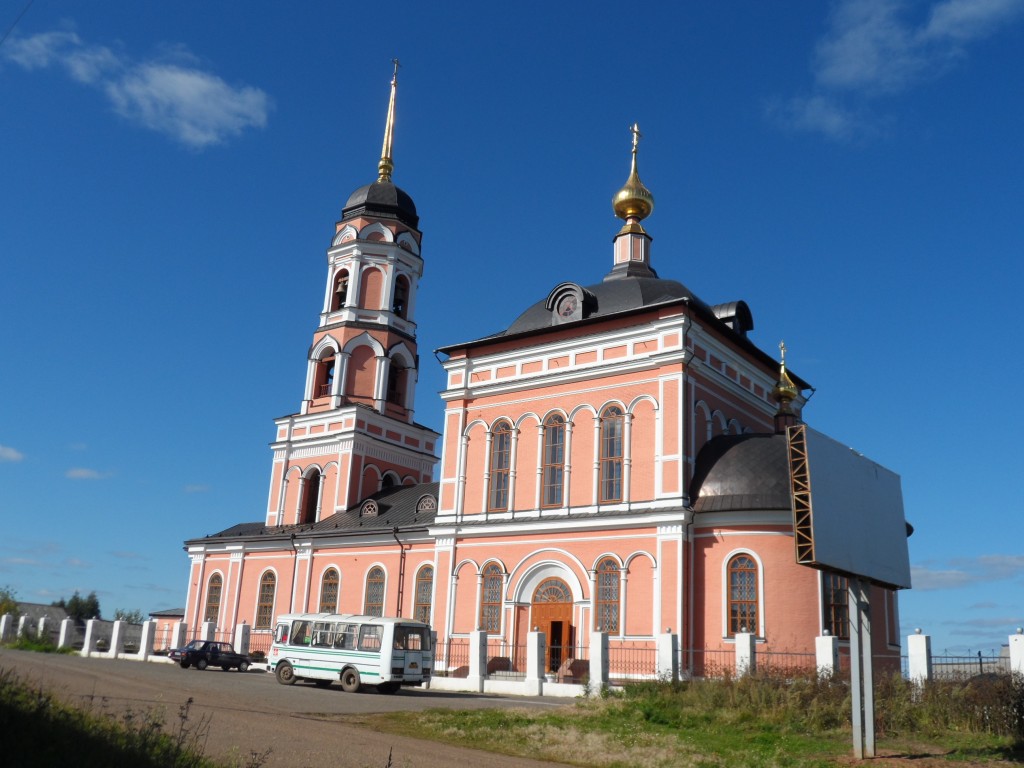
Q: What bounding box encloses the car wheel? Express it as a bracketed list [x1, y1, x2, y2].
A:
[238, 661, 250, 673]
[221, 665, 231, 671]
[179, 661, 190, 669]
[196, 658, 208, 671]
[275, 661, 296, 686]
[340, 667, 361, 693]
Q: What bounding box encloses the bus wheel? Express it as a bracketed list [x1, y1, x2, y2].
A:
[377, 682, 399, 694]
[275, 662, 296, 686]
[340, 668, 361, 693]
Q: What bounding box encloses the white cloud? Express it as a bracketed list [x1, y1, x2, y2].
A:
[65, 467, 106, 480]
[183, 483, 210, 493]
[766, 95, 866, 143]
[912, 554, 1024, 590]
[771, 0, 1024, 140]
[2, 28, 270, 148]
[0, 445, 24, 462]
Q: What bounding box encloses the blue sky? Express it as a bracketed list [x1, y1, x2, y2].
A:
[1, 0, 1022, 656]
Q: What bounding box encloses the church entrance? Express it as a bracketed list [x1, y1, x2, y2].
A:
[530, 578, 574, 673]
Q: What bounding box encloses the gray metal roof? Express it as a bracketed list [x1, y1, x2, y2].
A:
[188, 482, 439, 545]
[689, 433, 793, 513]
[341, 180, 419, 229]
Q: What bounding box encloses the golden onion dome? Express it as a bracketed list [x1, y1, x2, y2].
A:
[771, 341, 800, 407]
[613, 123, 655, 227]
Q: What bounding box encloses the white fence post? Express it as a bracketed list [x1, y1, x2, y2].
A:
[82, 619, 98, 657]
[525, 630, 545, 695]
[0, 614, 13, 642]
[16, 615, 28, 638]
[234, 623, 251, 655]
[907, 629, 932, 685]
[1009, 628, 1024, 676]
[816, 633, 840, 677]
[589, 631, 609, 692]
[735, 632, 756, 676]
[200, 621, 216, 641]
[657, 631, 679, 682]
[170, 621, 187, 651]
[58, 618, 74, 649]
[467, 630, 487, 693]
[139, 620, 157, 660]
[109, 620, 126, 657]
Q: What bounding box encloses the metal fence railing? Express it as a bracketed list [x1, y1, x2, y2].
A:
[931, 652, 1008, 681]
[608, 639, 658, 682]
[442, 637, 470, 677]
[757, 650, 817, 676]
[486, 642, 528, 677]
[682, 647, 735, 679]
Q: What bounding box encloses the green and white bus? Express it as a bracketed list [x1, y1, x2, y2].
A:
[269, 613, 433, 693]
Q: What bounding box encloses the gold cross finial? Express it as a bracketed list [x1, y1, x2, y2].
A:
[630, 123, 642, 152]
[391, 58, 400, 82]
[779, 340, 787, 364]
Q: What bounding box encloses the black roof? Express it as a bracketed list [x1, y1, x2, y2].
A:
[341, 180, 419, 229]
[188, 482, 439, 545]
[504, 275, 709, 336]
[689, 433, 793, 513]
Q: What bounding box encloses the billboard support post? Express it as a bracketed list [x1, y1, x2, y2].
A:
[848, 577, 874, 759]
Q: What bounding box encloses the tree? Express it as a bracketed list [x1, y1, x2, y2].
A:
[114, 608, 144, 624]
[0, 586, 18, 616]
[53, 591, 102, 622]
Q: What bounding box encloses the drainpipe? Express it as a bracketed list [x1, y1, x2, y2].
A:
[393, 527, 408, 616]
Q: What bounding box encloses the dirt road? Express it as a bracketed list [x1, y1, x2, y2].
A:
[1, 649, 571, 768]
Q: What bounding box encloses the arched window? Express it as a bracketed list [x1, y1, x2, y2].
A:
[204, 574, 222, 625]
[823, 572, 849, 639]
[319, 569, 339, 614]
[414, 566, 433, 624]
[364, 566, 385, 617]
[488, 421, 512, 511]
[594, 558, 619, 633]
[600, 405, 624, 503]
[542, 413, 565, 507]
[315, 353, 335, 398]
[331, 270, 349, 311]
[727, 555, 758, 636]
[386, 363, 406, 405]
[381, 472, 398, 490]
[299, 468, 320, 525]
[255, 572, 276, 629]
[480, 562, 503, 632]
[393, 274, 410, 318]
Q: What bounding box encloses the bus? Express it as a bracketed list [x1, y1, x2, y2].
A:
[269, 613, 433, 693]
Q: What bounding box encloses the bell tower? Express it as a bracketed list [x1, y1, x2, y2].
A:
[265, 62, 439, 526]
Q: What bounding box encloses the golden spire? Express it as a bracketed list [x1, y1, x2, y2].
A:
[377, 59, 400, 183]
[772, 341, 800, 409]
[612, 123, 655, 233]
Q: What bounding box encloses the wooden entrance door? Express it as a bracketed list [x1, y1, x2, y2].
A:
[530, 578, 574, 673]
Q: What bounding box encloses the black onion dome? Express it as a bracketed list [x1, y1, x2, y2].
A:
[689, 434, 792, 513]
[504, 276, 708, 336]
[342, 180, 418, 229]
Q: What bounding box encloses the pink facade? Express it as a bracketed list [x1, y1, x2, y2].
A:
[183, 85, 906, 675]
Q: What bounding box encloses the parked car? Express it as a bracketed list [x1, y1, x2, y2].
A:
[168, 640, 251, 671]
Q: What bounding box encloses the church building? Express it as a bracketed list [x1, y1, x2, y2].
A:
[182, 70, 906, 675]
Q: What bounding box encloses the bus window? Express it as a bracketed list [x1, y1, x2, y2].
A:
[334, 623, 358, 650]
[291, 620, 312, 646]
[312, 622, 334, 648]
[395, 625, 428, 650]
[274, 623, 289, 644]
[358, 624, 382, 651]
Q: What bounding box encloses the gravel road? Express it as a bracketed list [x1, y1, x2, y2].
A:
[0, 649, 571, 768]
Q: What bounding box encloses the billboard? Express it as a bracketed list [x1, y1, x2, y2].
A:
[787, 424, 912, 589]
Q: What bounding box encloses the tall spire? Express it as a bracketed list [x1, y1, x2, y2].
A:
[612, 123, 655, 234]
[377, 59, 400, 183]
[772, 341, 800, 433]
